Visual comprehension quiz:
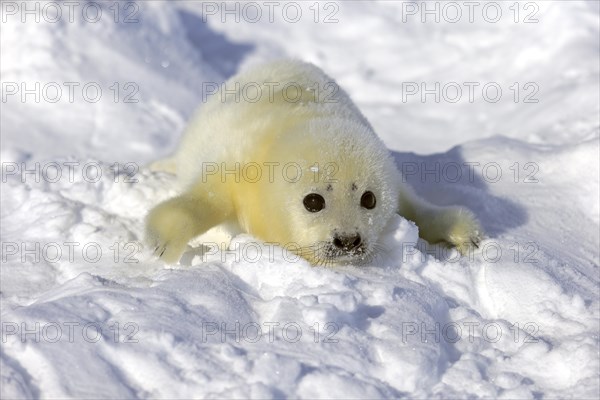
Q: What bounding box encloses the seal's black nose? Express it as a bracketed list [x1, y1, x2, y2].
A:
[333, 234, 362, 251]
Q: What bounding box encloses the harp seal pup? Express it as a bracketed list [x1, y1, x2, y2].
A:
[146, 60, 482, 265]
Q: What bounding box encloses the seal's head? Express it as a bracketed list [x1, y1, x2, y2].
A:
[249, 118, 401, 266]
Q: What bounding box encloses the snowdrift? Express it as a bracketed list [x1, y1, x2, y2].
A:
[1, 1, 598, 398]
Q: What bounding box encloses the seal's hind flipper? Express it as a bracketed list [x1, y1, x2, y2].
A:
[397, 186, 483, 255]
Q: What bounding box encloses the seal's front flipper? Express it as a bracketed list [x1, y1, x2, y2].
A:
[397, 187, 483, 255]
[145, 191, 232, 263]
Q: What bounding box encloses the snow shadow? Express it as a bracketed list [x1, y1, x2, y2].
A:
[178, 10, 255, 78]
[392, 147, 528, 237]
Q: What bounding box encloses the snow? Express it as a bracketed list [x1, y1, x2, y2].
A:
[1, 0, 599, 398]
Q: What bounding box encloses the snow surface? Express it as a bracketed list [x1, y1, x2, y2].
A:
[1, 0, 599, 398]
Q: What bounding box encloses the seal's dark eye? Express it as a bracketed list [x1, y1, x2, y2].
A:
[303, 193, 325, 212]
[361, 191, 376, 209]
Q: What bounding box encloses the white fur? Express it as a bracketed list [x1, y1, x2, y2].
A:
[146, 60, 482, 264]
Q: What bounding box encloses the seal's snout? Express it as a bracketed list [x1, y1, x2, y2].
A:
[333, 234, 362, 252]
